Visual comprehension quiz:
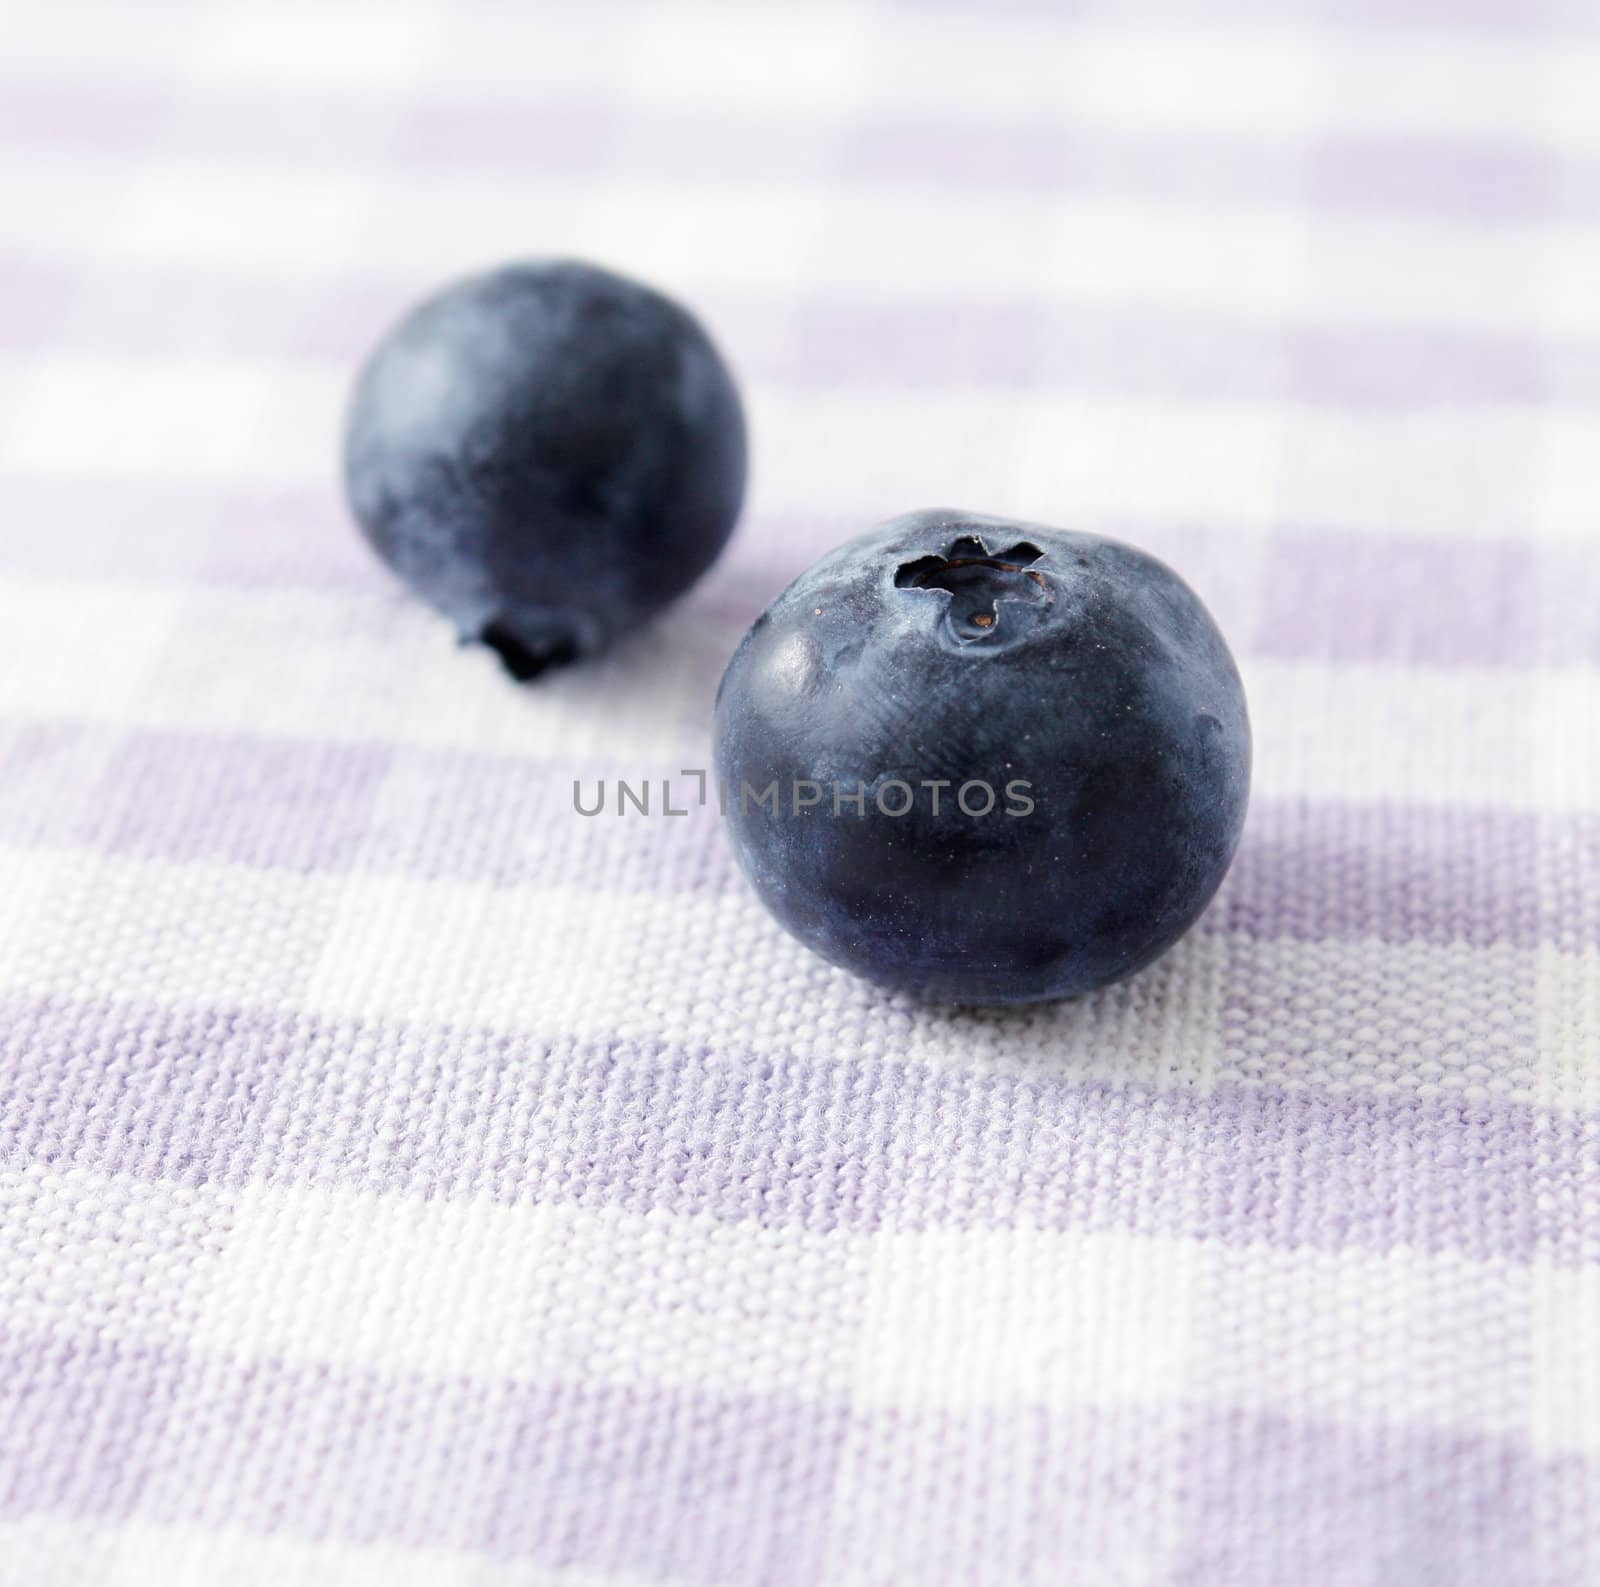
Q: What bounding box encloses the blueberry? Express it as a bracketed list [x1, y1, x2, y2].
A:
[713, 509, 1250, 1005]
[343, 260, 747, 679]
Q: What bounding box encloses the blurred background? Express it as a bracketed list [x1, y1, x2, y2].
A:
[2, 0, 1599, 1583]
[8, 0, 1597, 645]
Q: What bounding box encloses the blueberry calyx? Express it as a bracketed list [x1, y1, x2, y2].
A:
[893, 535, 1051, 645]
[478, 617, 583, 681]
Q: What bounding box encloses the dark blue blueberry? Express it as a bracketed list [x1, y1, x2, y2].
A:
[713, 509, 1251, 1005]
[343, 260, 747, 679]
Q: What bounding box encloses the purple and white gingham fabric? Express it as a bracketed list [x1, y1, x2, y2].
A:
[2, 1, 1599, 1582]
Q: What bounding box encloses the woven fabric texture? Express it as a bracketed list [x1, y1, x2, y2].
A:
[2, 1, 1599, 1583]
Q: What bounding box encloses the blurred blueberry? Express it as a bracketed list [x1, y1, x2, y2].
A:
[344, 259, 747, 679]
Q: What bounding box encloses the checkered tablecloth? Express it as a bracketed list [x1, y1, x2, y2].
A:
[2, 1, 1599, 1582]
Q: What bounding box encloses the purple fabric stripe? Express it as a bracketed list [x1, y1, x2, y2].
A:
[1275, 529, 1497, 661]
[0, 726, 734, 893]
[0, 477, 377, 586]
[5, 251, 1597, 413]
[0, 724, 396, 872]
[837, 116, 1292, 205]
[894, 0, 1591, 26]
[780, 300, 1596, 407]
[1223, 800, 1599, 952]
[1255, 529, 1600, 667]
[2, 1000, 1590, 1263]
[1309, 137, 1561, 222]
[1168, 1408, 1549, 1587]
[2, 712, 1593, 949]
[1306, 0, 1589, 24]
[0, 1332, 1574, 1585]
[0, 1336, 842, 1585]
[0, 78, 175, 149]
[0, 1333, 192, 1525]
[436, 0, 1600, 25]
[0, 257, 416, 365]
[1281, 324, 1560, 409]
[2, 469, 1592, 679]
[0, 254, 81, 351]
[2, 74, 1595, 224]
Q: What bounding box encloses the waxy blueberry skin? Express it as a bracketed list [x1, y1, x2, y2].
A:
[343, 260, 747, 679]
[714, 510, 1251, 1006]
